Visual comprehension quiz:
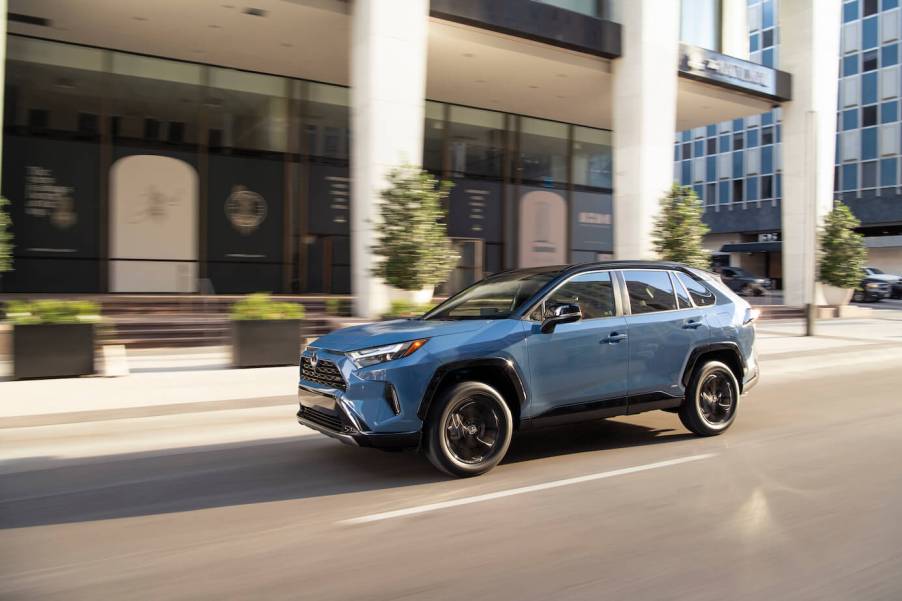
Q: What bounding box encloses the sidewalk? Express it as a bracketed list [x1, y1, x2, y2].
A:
[2, 312, 902, 426]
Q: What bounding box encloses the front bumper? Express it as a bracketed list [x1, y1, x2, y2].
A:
[297, 387, 421, 449]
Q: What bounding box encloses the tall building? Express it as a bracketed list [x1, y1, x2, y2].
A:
[1, 0, 837, 316]
[680, 0, 902, 285]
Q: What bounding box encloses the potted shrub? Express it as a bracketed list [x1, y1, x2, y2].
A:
[381, 300, 435, 320]
[0, 195, 12, 292]
[372, 165, 459, 304]
[7, 299, 100, 379]
[818, 201, 867, 306]
[652, 184, 711, 270]
[230, 293, 305, 368]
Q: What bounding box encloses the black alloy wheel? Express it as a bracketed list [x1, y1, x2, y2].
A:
[679, 360, 740, 436]
[425, 381, 513, 477]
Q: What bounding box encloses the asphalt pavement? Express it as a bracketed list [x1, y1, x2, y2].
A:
[2, 343, 902, 599]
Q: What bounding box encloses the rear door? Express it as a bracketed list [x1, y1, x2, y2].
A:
[620, 269, 710, 413]
[525, 270, 629, 421]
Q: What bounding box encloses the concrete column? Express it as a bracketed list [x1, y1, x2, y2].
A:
[350, 0, 429, 318]
[611, 0, 680, 260]
[721, 0, 750, 60]
[778, 0, 842, 307]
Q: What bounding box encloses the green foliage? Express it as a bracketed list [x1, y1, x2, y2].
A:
[230, 293, 305, 321]
[0, 196, 13, 273]
[372, 165, 460, 290]
[5, 299, 100, 325]
[324, 298, 347, 316]
[382, 300, 435, 320]
[818, 201, 867, 289]
[652, 184, 711, 270]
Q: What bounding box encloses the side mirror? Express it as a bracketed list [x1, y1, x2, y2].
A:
[540, 303, 582, 333]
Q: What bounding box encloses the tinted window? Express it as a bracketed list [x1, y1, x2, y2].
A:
[624, 270, 677, 314]
[545, 271, 616, 320]
[425, 271, 555, 320]
[672, 273, 692, 309]
[676, 272, 716, 307]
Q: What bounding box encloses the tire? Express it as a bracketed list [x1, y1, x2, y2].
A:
[424, 381, 513, 478]
[852, 290, 865, 303]
[739, 284, 751, 297]
[679, 360, 740, 437]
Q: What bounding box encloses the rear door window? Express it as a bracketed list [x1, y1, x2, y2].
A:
[623, 270, 677, 314]
[676, 271, 716, 306]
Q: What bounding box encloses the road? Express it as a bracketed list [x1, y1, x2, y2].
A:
[2, 354, 902, 600]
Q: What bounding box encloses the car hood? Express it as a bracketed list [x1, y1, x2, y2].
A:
[309, 318, 494, 352]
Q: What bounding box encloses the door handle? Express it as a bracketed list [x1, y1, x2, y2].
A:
[602, 332, 627, 343]
[683, 318, 703, 329]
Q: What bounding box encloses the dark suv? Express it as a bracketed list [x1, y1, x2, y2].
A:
[717, 267, 771, 296]
[298, 261, 759, 477]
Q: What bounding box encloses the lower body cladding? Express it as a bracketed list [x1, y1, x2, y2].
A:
[297, 386, 420, 449]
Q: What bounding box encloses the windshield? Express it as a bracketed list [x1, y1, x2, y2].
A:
[868, 267, 884, 274]
[424, 272, 556, 320]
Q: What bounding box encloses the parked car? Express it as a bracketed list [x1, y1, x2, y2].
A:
[716, 266, 771, 297]
[853, 270, 892, 303]
[863, 267, 902, 299]
[297, 261, 759, 477]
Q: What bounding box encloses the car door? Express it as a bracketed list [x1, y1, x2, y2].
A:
[525, 270, 629, 422]
[620, 269, 710, 413]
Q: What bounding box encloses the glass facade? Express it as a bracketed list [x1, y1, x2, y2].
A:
[2, 35, 613, 294]
[681, 0, 722, 51]
[678, 0, 902, 215]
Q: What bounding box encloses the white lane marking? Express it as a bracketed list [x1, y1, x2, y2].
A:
[340, 453, 716, 525]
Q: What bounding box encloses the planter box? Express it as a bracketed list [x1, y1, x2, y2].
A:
[13, 323, 96, 380]
[231, 319, 303, 368]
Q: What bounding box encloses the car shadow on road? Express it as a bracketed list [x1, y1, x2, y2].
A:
[0, 417, 691, 530]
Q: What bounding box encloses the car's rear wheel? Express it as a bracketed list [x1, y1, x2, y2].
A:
[425, 381, 513, 477]
[679, 360, 740, 436]
[852, 289, 865, 303]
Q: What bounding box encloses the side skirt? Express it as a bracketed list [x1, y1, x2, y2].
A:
[523, 392, 683, 430]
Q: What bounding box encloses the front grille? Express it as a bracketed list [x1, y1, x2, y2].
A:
[298, 405, 345, 432]
[300, 356, 346, 391]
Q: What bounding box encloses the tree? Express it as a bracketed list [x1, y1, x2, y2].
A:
[0, 196, 12, 274]
[372, 165, 459, 290]
[818, 201, 867, 289]
[652, 184, 710, 270]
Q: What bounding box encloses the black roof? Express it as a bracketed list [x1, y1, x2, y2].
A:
[488, 260, 701, 280]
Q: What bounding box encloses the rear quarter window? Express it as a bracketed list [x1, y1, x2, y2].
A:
[676, 271, 716, 306]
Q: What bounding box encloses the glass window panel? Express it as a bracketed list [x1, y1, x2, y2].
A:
[546, 271, 616, 320]
[706, 137, 717, 154]
[762, 48, 775, 67]
[706, 156, 717, 181]
[705, 182, 716, 205]
[624, 270, 677, 314]
[862, 104, 878, 126]
[571, 126, 612, 188]
[732, 179, 744, 203]
[762, 146, 774, 173]
[843, 164, 858, 190]
[109, 52, 203, 145]
[682, 142, 692, 160]
[881, 100, 898, 122]
[681, 160, 692, 185]
[207, 67, 288, 153]
[762, 0, 775, 28]
[762, 174, 774, 198]
[747, 177, 759, 201]
[681, 0, 721, 50]
[676, 272, 716, 306]
[844, 0, 859, 22]
[518, 117, 568, 184]
[863, 49, 879, 71]
[733, 151, 744, 178]
[882, 44, 898, 67]
[747, 128, 759, 147]
[449, 105, 506, 178]
[863, 16, 879, 48]
[864, 0, 878, 15]
[843, 108, 859, 130]
[423, 101, 445, 173]
[750, 33, 760, 53]
[4, 37, 105, 137]
[719, 134, 731, 152]
[862, 71, 878, 103]
[843, 54, 859, 76]
[706, 124, 717, 137]
[862, 160, 877, 188]
[881, 157, 897, 186]
[301, 82, 349, 160]
[718, 180, 730, 204]
[884, 0, 899, 9]
[762, 28, 774, 48]
[862, 126, 878, 159]
[694, 139, 704, 155]
[762, 125, 774, 144]
[733, 133, 744, 150]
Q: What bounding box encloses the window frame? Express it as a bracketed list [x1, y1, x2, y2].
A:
[523, 269, 623, 322]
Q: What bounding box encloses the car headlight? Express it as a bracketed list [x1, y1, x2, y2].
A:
[866, 282, 881, 289]
[346, 339, 428, 368]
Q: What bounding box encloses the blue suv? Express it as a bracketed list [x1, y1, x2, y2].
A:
[298, 261, 759, 477]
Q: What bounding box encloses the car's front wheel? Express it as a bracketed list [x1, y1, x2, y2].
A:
[424, 381, 513, 477]
[679, 360, 740, 436]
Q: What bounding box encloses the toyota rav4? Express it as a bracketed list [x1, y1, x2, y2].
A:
[297, 261, 759, 477]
